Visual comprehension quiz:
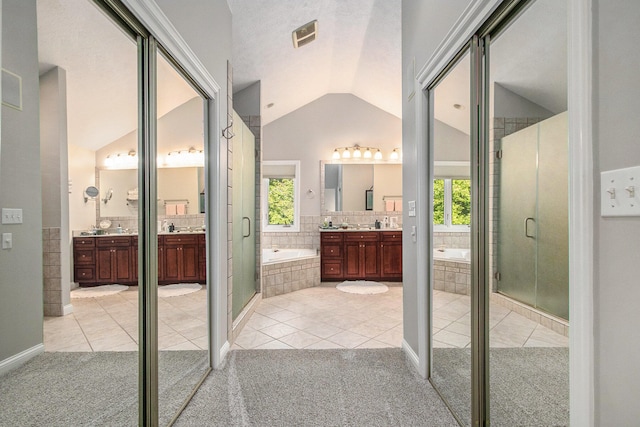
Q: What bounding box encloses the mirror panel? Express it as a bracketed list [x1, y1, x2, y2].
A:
[322, 162, 402, 212]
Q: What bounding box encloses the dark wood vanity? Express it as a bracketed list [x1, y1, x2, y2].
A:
[73, 233, 206, 286]
[320, 230, 402, 281]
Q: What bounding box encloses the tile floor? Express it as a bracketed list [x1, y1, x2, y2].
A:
[44, 284, 567, 352]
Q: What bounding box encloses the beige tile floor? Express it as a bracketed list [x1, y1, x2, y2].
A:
[44, 287, 208, 352]
[44, 284, 567, 352]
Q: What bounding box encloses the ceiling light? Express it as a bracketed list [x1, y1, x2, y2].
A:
[374, 150, 383, 160]
[332, 149, 341, 160]
[292, 20, 318, 48]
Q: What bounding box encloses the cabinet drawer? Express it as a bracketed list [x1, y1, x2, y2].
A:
[344, 232, 379, 242]
[75, 249, 95, 264]
[74, 267, 95, 282]
[73, 237, 96, 248]
[96, 237, 132, 247]
[381, 231, 402, 242]
[322, 244, 342, 258]
[322, 261, 343, 278]
[321, 232, 343, 242]
[164, 234, 199, 245]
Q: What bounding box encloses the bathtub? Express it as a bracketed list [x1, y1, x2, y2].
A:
[262, 248, 318, 265]
[433, 248, 471, 295]
[433, 248, 471, 262]
[261, 249, 321, 298]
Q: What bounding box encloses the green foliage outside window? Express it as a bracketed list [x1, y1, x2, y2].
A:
[268, 178, 294, 225]
[433, 179, 445, 224]
[452, 179, 471, 225]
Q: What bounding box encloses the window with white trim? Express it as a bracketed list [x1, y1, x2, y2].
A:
[433, 178, 471, 231]
[262, 161, 300, 232]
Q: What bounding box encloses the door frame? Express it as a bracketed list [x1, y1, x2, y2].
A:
[412, 0, 594, 424]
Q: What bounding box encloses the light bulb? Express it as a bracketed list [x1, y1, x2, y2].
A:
[374, 149, 382, 160]
[364, 148, 372, 159]
[342, 148, 351, 159]
[353, 147, 361, 158]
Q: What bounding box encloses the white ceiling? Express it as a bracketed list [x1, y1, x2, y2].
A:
[37, 0, 198, 152]
[434, 0, 567, 134]
[231, 0, 402, 126]
[36, 0, 565, 150]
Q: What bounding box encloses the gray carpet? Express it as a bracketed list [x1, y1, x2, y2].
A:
[0, 351, 208, 427]
[432, 347, 569, 426]
[175, 348, 458, 426]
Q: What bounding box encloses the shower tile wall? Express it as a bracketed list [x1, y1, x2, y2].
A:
[43, 227, 64, 316]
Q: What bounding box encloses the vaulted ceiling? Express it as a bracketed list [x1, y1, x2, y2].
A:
[231, 0, 402, 126]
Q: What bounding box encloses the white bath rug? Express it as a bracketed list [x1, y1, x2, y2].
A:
[336, 281, 389, 295]
[71, 284, 128, 299]
[158, 283, 202, 298]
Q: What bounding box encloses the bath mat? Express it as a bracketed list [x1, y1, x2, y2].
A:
[336, 280, 389, 295]
[71, 284, 128, 298]
[158, 283, 202, 298]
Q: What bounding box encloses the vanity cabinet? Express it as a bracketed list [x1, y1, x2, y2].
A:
[380, 232, 403, 279]
[320, 230, 402, 281]
[321, 232, 344, 279]
[162, 234, 200, 283]
[344, 232, 379, 279]
[96, 237, 133, 284]
[73, 234, 206, 286]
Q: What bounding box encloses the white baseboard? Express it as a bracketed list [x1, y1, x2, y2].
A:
[402, 339, 421, 373]
[0, 344, 44, 376]
[63, 304, 73, 316]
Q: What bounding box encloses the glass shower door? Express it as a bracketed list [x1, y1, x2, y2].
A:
[496, 125, 538, 307]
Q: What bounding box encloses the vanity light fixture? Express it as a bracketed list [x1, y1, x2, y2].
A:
[104, 150, 138, 169]
[333, 144, 383, 161]
[342, 148, 351, 159]
[364, 148, 372, 159]
[353, 146, 362, 158]
[165, 147, 204, 167]
[332, 149, 341, 160]
[390, 148, 400, 161]
[374, 149, 383, 160]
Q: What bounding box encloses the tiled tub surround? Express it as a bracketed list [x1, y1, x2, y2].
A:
[433, 258, 471, 295]
[262, 252, 321, 298]
[433, 231, 470, 249]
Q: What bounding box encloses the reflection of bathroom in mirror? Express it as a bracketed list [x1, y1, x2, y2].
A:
[322, 162, 402, 212]
[99, 167, 204, 217]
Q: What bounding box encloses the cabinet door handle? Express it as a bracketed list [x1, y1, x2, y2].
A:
[524, 217, 535, 238]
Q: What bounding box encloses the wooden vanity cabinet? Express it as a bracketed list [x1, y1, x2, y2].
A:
[96, 237, 133, 284]
[162, 234, 200, 283]
[321, 232, 344, 280]
[320, 230, 402, 281]
[198, 234, 206, 283]
[73, 238, 96, 284]
[380, 231, 403, 279]
[344, 232, 380, 279]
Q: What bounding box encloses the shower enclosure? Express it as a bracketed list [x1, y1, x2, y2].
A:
[496, 112, 568, 320]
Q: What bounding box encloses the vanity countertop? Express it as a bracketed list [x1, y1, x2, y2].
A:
[318, 227, 402, 232]
[73, 230, 205, 237]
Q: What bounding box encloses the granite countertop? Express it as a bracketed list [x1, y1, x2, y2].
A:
[73, 230, 205, 237]
[318, 227, 402, 232]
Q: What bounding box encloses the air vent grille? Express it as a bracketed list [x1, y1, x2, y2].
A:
[292, 20, 318, 48]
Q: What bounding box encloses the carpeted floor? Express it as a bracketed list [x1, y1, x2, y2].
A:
[432, 347, 569, 426]
[0, 351, 208, 426]
[174, 348, 458, 426]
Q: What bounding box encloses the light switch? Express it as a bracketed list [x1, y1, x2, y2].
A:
[601, 166, 640, 217]
[2, 233, 12, 249]
[2, 208, 23, 224]
[408, 200, 416, 217]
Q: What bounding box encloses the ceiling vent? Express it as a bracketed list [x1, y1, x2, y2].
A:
[292, 20, 318, 48]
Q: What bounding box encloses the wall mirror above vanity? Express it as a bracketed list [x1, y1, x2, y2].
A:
[321, 161, 402, 213]
[98, 166, 205, 217]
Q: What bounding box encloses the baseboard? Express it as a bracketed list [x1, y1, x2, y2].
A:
[402, 339, 421, 372]
[63, 304, 73, 316]
[0, 344, 44, 376]
[218, 340, 230, 368]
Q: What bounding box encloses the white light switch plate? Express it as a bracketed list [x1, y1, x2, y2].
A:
[2, 208, 23, 224]
[2, 233, 12, 249]
[601, 166, 640, 217]
[408, 200, 416, 217]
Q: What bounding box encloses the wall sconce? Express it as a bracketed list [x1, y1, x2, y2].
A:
[104, 150, 138, 169]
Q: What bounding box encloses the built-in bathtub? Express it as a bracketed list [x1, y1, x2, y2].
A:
[261, 249, 321, 298]
[433, 248, 471, 295]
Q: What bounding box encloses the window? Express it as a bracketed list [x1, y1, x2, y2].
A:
[433, 178, 470, 230]
[262, 161, 300, 232]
